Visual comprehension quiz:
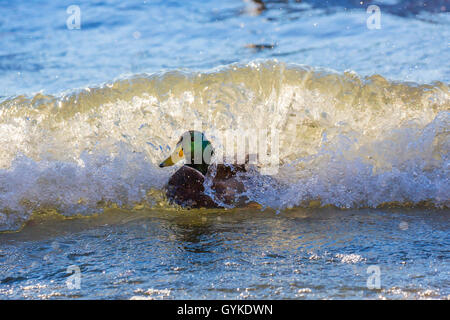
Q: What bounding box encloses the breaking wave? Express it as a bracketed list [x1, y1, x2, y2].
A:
[0, 60, 449, 231]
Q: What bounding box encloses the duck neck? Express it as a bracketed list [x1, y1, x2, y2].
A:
[185, 162, 209, 176]
[185, 138, 212, 176]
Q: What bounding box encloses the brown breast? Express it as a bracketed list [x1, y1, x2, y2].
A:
[167, 166, 219, 208]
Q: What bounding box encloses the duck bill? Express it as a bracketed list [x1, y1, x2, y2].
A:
[159, 142, 184, 167]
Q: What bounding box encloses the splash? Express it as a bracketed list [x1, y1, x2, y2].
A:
[0, 61, 449, 231]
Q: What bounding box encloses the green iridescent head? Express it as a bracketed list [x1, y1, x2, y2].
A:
[159, 130, 213, 175]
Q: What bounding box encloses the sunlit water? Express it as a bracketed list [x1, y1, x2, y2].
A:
[1, 0, 449, 97]
[0, 208, 448, 299]
[0, 0, 449, 299]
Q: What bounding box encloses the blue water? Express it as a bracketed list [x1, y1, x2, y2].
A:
[0, 208, 449, 299]
[1, 0, 449, 97]
[0, 0, 449, 299]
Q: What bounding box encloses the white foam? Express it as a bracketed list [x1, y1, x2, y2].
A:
[0, 62, 448, 231]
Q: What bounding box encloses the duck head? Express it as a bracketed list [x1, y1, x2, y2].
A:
[159, 130, 213, 175]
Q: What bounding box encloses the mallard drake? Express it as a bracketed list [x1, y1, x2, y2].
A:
[159, 130, 255, 208]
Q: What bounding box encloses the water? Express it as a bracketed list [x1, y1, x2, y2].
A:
[0, 0, 449, 299]
[0, 208, 448, 299]
[1, 0, 449, 97]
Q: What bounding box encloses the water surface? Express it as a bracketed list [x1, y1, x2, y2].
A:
[0, 208, 448, 299]
[0, 0, 449, 299]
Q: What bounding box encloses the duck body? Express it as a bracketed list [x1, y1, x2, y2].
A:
[166, 165, 216, 208]
[159, 130, 254, 209]
[166, 163, 248, 208]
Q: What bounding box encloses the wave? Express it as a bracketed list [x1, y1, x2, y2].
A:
[0, 60, 449, 231]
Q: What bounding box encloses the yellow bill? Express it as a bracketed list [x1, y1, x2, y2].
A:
[159, 142, 184, 167]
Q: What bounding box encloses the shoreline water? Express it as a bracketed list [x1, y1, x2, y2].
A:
[0, 207, 448, 299]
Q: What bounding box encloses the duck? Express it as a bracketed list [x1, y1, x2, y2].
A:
[159, 130, 257, 209]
